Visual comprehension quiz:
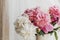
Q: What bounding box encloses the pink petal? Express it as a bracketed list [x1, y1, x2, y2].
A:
[41, 24, 53, 33]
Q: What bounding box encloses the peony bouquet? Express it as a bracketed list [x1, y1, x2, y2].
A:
[15, 6, 60, 40]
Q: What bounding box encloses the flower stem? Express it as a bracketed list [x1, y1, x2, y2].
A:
[54, 31, 58, 40]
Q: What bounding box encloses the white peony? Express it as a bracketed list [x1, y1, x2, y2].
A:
[14, 14, 37, 40]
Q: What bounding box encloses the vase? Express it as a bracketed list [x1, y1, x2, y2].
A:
[36, 29, 60, 40]
[36, 34, 55, 40]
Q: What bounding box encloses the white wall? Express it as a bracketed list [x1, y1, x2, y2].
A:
[8, 0, 60, 40]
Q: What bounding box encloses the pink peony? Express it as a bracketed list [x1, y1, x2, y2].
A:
[49, 6, 60, 17]
[25, 7, 53, 33]
[49, 6, 60, 25]
[36, 11, 51, 27]
[24, 8, 38, 22]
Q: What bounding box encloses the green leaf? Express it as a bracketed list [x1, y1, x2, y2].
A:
[36, 28, 45, 36]
[54, 31, 58, 40]
[38, 30, 45, 36]
[54, 27, 60, 31]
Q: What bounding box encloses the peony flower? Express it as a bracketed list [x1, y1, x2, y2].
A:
[24, 8, 38, 22]
[49, 6, 60, 25]
[49, 6, 60, 17]
[36, 11, 51, 27]
[25, 7, 53, 33]
[15, 14, 36, 40]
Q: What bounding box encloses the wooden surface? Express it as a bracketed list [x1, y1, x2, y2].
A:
[0, 0, 3, 40]
[2, 0, 9, 40]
